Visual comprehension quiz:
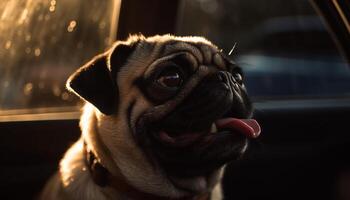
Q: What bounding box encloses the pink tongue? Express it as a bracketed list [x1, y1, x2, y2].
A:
[215, 118, 261, 138]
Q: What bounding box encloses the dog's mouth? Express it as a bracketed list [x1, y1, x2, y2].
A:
[134, 115, 261, 178]
[156, 118, 260, 148]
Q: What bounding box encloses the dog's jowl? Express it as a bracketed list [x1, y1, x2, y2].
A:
[40, 35, 261, 200]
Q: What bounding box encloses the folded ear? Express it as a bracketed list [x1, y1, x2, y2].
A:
[67, 42, 136, 115]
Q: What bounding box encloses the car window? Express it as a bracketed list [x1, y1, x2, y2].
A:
[176, 0, 350, 100]
[0, 0, 119, 115]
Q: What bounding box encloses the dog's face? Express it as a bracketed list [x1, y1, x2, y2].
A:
[67, 35, 260, 196]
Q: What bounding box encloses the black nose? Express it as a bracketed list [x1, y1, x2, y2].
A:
[217, 71, 240, 92]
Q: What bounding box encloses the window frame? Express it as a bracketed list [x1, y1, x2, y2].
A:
[311, 0, 350, 62]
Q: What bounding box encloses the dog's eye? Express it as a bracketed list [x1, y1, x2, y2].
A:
[157, 69, 183, 89]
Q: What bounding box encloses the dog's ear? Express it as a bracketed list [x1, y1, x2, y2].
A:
[67, 43, 135, 115]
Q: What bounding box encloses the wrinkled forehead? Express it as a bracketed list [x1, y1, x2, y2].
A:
[157, 39, 228, 71]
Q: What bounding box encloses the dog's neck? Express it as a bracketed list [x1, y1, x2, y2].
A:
[83, 142, 210, 200]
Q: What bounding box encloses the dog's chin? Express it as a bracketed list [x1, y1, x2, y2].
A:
[167, 168, 224, 194]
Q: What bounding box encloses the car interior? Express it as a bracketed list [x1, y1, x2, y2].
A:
[0, 0, 349, 199]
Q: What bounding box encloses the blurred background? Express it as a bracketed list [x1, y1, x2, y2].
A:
[0, 0, 118, 114]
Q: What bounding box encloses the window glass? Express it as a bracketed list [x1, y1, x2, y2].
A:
[0, 0, 120, 115]
[177, 0, 350, 100]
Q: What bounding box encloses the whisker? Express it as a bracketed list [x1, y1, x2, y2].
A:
[228, 42, 237, 56]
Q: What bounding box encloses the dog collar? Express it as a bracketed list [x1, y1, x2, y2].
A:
[83, 142, 210, 200]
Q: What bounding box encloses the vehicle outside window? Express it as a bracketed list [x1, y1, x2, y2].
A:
[0, 0, 120, 115]
[176, 0, 350, 100]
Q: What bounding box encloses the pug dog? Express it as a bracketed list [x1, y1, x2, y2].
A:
[40, 34, 261, 200]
